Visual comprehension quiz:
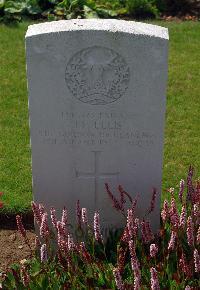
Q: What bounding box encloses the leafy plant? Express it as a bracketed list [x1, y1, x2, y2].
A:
[164, 0, 199, 16]
[126, 0, 159, 18]
[0, 0, 5, 9]
[2, 0, 42, 22]
[0, 0, 123, 22]
[1, 166, 200, 289]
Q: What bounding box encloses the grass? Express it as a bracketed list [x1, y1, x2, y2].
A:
[0, 22, 33, 213]
[0, 20, 200, 214]
[160, 21, 200, 190]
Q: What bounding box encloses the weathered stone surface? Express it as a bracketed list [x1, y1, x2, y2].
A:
[26, 19, 168, 233]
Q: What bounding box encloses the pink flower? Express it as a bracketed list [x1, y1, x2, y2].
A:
[168, 231, 176, 251]
[118, 184, 133, 204]
[179, 253, 188, 275]
[0, 192, 3, 208]
[141, 220, 154, 244]
[31, 201, 42, 225]
[16, 215, 26, 239]
[148, 187, 157, 214]
[79, 242, 91, 263]
[150, 244, 158, 258]
[76, 200, 81, 227]
[81, 208, 88, 224]
[35, 235, 41, 249]
[134, 218, 140, 236]
[194, 181, 200, 204]
[127, 209, 134, 239]
[150, 267, 160, 290]
[57, 221, 67, 241]
[179, 205, 186, 228]
[186, 165, 194, 201]
[187, 216, 194, 247]
[57, 222, 65, 251]
[50, 207, 57, 229]
[131, 257, 141, 290]
[128, 240, 136, 258]
[117, 246, 127, 274]
[40, 244, 47, 262]
[145, 220, 154, 241]
[21, 265, 30, 287]
[161, 200, 169, 223]
[128, 240, 141, 289]
[121, 226, 129, 243]
[105, 183, 122, 212]
[39, 204, 45, 217]
[193, 203, 199, 223]
[94, 211, 102, 242]
[170, 198, 179, 228]
[40, 213, 49, 239]
[113, 268, 124, 290]
[141, 221, 147, 243]
[118, 185, 127, 212]
[61, 206, 67, 226]
[197, 225, 200, 244]
[133, 276, 140, 290]
[57, 230, 63, 251]
[60, 208, 68, 237]
[67, 234, 75, 251]
[185, 286, 191, 290]
[179, 179, 185, 203]
[131, 195, 139, 213]
[194, 249, 200, 273]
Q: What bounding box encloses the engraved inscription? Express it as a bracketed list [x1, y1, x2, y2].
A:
[65, 46, 130, 105]
[38, 111, 156, 148]
[76, 151, 119, 207]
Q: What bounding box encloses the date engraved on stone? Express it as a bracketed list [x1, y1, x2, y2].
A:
[65, 46, 130, 105]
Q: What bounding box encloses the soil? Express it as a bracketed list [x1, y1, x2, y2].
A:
[0, 212, 34, 230]
[0, 229, 36, 273]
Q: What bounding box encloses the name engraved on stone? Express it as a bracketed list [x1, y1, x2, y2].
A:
[76, 151, 119, 207]
[65, 46, 130, 105]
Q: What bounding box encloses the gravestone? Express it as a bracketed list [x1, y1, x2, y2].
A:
[26, 19, 168, 233]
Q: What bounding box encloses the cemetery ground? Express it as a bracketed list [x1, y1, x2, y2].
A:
[0, 20, 200, 215]
[0, 20, 200, 287]
[0, 229, 35, 272]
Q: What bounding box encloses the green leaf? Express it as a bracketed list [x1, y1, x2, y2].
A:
[0, 0, 5, 9]
[4, 1, 26, 14]
[41, 8, 53, 17]
[48, 0, 59, 4]
[30, 258, 41, 276]
[57, 0, 70, 9]
[47, 13, 56, 20]
[26, 0, 42, 15]
[66, 12, 76, 19]
[41, 275, 49, 289]
[4, 271, 17, 289]
[84, 5, 99, 18]
[54, 7, 65, 16]
[96, 7, 118, 18]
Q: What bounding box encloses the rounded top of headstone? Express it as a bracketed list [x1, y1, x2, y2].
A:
[26, 19, 168, 40]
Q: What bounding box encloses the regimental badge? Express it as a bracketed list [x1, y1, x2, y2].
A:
[65, 46, 130, 105]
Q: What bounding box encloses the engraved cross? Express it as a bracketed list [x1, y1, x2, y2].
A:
[76, 151, 119, 208]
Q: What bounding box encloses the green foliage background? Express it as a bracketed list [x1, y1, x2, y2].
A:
[0, 0, 199, 22]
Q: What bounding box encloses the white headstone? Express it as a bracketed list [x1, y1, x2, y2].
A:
[26, 19, 168, 234]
